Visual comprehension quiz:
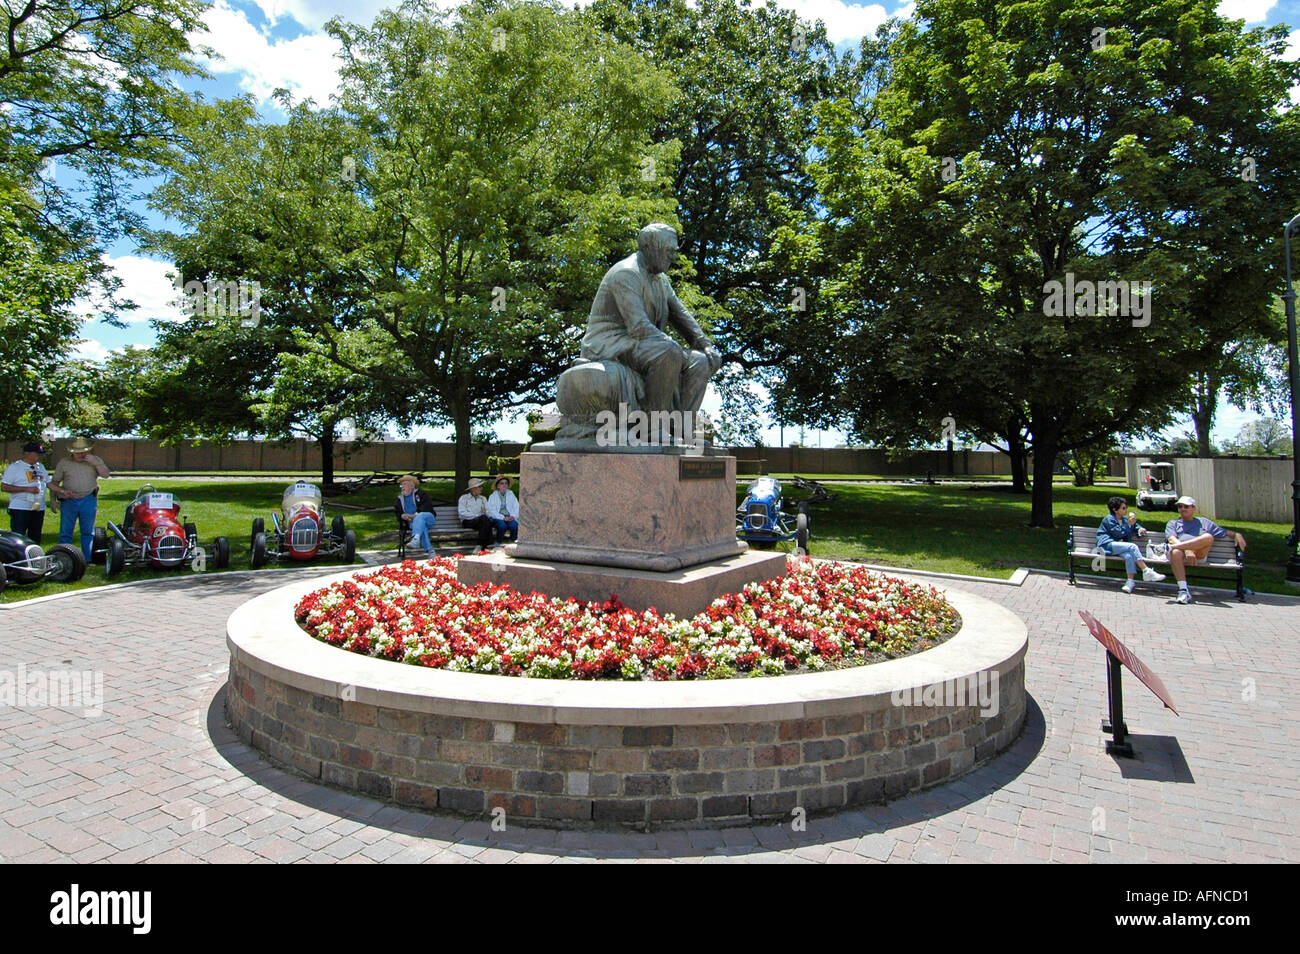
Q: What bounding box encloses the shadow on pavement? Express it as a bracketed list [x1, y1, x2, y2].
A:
[1110, 735, 1195, 783]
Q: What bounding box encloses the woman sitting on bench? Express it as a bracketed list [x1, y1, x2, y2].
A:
[1097, 496, 1165, 594]
[395, 475, 437, 558]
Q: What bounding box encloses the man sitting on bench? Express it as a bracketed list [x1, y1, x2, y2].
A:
[458, 478, 496, 549]
[1165, 496, 1246, 605]
[395, 475, 437, 558]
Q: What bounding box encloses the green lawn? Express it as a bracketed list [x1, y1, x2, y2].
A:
[3, 476, 1295, 603]
[797, 481, 1296, 595]
[1, 477, 458, 604]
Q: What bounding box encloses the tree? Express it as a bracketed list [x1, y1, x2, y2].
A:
[1223, 418, 1292, 456]
[1, 0, 208, 437]
[0, 185, 90, 438]
[785, 0, 1300, 526]
[253, 337, 394, 487]
[585, 0, 860, 433]
[314, 0, 677, 489]
[1182, 331, 1290, 457]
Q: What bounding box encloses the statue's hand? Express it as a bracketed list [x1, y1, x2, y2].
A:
[704, 345, 723, 373]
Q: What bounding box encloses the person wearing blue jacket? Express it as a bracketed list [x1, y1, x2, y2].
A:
[1097, 496, 1166, 593]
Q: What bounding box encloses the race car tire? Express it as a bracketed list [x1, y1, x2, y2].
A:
[91, 527, 108, 564]
[106, 538, 126, 577]
[331, 514, 346, 541]
[0, 562, 7, 594]
[184, 522, 198, 544]
[251, 533, 267, 569]
[214, 536, 230, 570]
[342, 529, 356, 565]
[795, 513, 810, 555]
[251, 517, 265, 548]
[46, 543, 88, 583]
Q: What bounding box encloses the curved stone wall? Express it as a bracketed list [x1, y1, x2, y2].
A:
[226, 569, 1027, 828]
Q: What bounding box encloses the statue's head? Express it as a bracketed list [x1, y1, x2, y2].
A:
[637, 223, 678, 275]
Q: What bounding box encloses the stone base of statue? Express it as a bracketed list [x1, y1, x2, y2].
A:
[455, 450, 787, 617]
[456, 547, 787, 619]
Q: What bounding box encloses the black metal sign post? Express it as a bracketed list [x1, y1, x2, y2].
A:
[1102, 651, 1134, 758]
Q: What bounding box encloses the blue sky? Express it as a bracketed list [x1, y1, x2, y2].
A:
[75, 0, 1300, 446]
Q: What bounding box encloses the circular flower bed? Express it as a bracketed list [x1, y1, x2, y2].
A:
[294, 556, 960, 681]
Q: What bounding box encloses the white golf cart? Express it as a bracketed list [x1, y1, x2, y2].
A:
[1135, 461, 1178, 511]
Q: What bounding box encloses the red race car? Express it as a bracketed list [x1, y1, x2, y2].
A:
[250, 481, 355, 568]
[94, 485, 230, 576]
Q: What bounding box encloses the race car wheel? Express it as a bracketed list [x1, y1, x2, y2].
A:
[795, 513, 810, 555]
[106, 538, 126, 577]
[341, 529, 356, 565]
[0, 562, 7, 594]
[184, 522, 198, 543]
[251, 532, 267, 569]
[46, 544, 88, 583]
[91, 527, 108, 564]
[251, 517, 265, 548]
[214, 536, 230, 570]
[331, 514, 346, 541]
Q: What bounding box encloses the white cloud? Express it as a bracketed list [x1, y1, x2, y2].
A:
[74, 255, 187, 325]
[783, 1, 892, 44]
[192, 1, 343, 107]
[1215, 0, 1276, 23]
[249, 0, 401, 32]
[72, 338, 114, 363]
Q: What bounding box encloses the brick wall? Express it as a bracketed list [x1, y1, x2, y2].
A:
[227, 658, 1026, 829]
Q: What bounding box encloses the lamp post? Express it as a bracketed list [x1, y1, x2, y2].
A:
[1283, 213, 1300, 585]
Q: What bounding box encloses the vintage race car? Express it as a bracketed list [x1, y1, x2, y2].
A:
[0, 530, 87, 593]
[250, 481, 355, 568]
[736, 476, 838, 555]
[93, 484, 230, 576]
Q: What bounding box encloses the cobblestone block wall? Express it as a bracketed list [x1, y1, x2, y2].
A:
[228, 658, 1026, 829]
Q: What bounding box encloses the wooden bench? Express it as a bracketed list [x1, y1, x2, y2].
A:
[1067, 526, 1245, 600]
[396, 505, 480, 558]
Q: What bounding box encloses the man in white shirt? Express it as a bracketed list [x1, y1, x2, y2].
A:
[457, 477, 494, 548]
[3, 442, 54, 544]
[485, 476, 520, 544]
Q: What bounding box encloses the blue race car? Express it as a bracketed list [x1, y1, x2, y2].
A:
[736, 476, 836, 554]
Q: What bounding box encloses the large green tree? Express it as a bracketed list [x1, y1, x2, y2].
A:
[787, 0, 1300, 526]
[0, 0, 208, 438]
[316, 0, 677, 488]
[585, 0, 859, 435]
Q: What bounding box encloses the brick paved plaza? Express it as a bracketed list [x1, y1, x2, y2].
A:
[1, 563, 1296, 864]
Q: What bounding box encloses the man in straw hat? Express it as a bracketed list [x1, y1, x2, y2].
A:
[51, 437, 112, 562]
[394, 474, 437, 558]
[457, 477, 495, 548]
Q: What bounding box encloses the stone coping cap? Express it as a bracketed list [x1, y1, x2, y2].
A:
[227, 564, 1027, 726]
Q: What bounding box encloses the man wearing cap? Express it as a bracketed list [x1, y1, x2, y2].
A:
[393, 475, 437, 558]
[458, 477, 495, 548]
[485, 476, 520, 545]
[2, 442, 55, 544]
[1164, 496, 1247, 605]
[51, 437, 112, 562]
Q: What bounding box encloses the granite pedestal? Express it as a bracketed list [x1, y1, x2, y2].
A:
[508, 450, 746, 571]
[455, 450, 784, 617]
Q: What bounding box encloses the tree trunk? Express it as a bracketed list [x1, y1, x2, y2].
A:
[320, 428, 335, 489]
[1007, 432, 1028, 493]
[1190, 369, 1216, 458]
[1191, 402, 1215, 458]
[452, 401, 472, 495]
[1029, 431, 1060, 528]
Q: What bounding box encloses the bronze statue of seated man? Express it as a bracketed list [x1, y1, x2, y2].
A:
[555, 223, 722, 448]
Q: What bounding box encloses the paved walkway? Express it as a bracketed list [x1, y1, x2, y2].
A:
[1, 564, 1297, 863]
